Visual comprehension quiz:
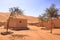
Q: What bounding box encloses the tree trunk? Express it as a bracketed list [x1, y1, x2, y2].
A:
[6, 19, 10, 32]
[6, 13, 12, 32]
[50, 18, 53, 33]
[41, 21, 43, 27]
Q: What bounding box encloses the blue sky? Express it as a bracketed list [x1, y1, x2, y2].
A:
[0, 0, 60, 17]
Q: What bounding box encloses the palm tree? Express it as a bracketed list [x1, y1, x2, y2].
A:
[1, 7, 23, 35]
[11, 7, 23, 15]
[6, 8, 14, 33]
[45, 4, 59, 33]
[6, 7, 23, 32]
[1, 8, 14, 35]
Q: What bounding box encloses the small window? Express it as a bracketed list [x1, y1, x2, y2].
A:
[19, 21, 22, 23]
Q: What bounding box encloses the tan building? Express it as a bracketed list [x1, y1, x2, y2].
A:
[4, 15, 28, 30]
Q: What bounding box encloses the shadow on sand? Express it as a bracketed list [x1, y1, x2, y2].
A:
[54, 27, 60, 29]
[41, 27, 50, 30]
[10, 27, 29, 31]
[53, 33, 60, 36]
[1, 31, 13, 35]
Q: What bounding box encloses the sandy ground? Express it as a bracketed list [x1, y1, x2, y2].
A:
[0, 25, 60, 40]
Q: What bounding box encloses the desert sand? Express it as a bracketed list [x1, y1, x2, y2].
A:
[0, 25, 60, 40]
[0, 13, 60, 40]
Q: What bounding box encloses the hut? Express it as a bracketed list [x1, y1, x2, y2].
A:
[4, 15, 28, 30]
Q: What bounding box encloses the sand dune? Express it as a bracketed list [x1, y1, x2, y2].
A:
[0, 12, 39, 23]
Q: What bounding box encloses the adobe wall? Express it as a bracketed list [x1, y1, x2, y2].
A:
[43, 20, 54, 29]
[39, 19, 60, 28]
[52, 19, 60, 28]
[4, 18, 27, 29]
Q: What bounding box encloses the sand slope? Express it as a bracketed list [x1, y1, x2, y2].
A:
[0, 12, 39, 23]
